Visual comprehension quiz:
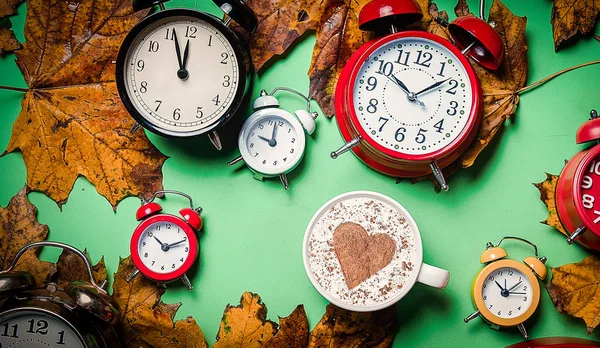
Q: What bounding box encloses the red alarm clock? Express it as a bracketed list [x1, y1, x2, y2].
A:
[127, 190, 203, 290]
[330, 0, 504, 191]
[556, 110, 600, 250]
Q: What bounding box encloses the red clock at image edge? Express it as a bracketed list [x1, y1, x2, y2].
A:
[334, 31, 482, 177]
[130, 214, 199, 282]
[556, 146, 600, 251]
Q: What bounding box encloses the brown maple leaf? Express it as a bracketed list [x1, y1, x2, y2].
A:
[0, 0, 23, 17]
[0, 26, 19, 54]
[214, 291, 278, 347]
[551, 0, 600, 50]
[412, 0, 527, 189]
[264, 305, 309, 348]
[0, 186, 56, 285]
[454, 0, 472, 17]
[547, 255, 600, 333]
[459, 0, 528, 167]
[111, 256, 207, 348]
[2, 0, 166, 209]
[55, 249, 107, 289]
[534, 173, 568, 236]
[308, 303, 397, 347]
[240, 0, 373, 116]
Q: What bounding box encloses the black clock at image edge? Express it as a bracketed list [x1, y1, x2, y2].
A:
[115, 8, 252, 141]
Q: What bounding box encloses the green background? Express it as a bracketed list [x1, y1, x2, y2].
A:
[1, 0, 600, 346]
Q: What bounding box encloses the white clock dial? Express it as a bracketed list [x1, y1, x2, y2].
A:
[124, 15, 239, 135]
[353, 37, 473, 155]
[0, 310, 85, 347]
[481, 267, 533, 319]
[138, 221, 191, 274]
[239, 109, 306, 176]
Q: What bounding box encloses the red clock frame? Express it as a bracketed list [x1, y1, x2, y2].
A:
[130, 214, 199, 282]
[335, 31, 482, 177]
[556, 145, 600, 250]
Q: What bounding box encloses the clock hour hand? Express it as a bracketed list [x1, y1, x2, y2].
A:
[153, 235, 165, 247]
[258, 132, 277, 147]
[415, 77, 451, 97]
[387, 74, 424, 107]
[173, 29, 189, 80]
[495, 280, 504, 290]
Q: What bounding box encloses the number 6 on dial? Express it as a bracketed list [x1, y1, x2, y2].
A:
[331, 0, 505, 191]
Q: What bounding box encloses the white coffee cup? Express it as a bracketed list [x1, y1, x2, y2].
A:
[302, 191, 449, 312]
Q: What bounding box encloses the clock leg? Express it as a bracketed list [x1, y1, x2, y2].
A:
[126, 269, 140, 283]
[280, 174, 289, 190]
[429, 161, 449, 191]
[227, 156, 244, 166]
[129, 122, 142, 134]
[181, 274, 193, 290]
[331, 136, 361, 159]
[208, 131, 223, 150]
[517, 323, 529, 340]
[567, 225, 587, 244]
[463, 310, 480, 323]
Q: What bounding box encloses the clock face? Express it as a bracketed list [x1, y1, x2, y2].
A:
[137, 220, 193, 275]
[239, 109, 306, 176]
[0, 310, 85, 347]
[481, 267, 533, 319]
[352, 36, 474, 157]
[577, 154, 600, 227]
[119, 11, 241, 136]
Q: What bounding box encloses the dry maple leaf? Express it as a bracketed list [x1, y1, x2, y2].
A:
[214, 291, 278, 347]
[458, 0, 528, 167]
[264, 305, 309, 348]
[308, 303, 397, 347]
[551, 0, 600, 50]
[411, 0, 527, 189]
[0, 27, 19, 54]
[111, 256, 207, 348]
[55, 249, 107, 289]
[240, 0, 374, 116]
[0, 0, 23, 17]
[454, 0, 471, 17]
[0, 186, 56, 285]
[534, 173, 568, 236]
[547, 255, 600, 333]
[2, 0, 167, 209]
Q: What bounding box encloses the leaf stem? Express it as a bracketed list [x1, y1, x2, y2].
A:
[0, 85, 29, 93]
[518, 60, 600, 94]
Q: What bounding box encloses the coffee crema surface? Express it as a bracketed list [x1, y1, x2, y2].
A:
[306, 196, 418, 306]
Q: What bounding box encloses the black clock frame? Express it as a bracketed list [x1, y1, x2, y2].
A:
[115, 8, 252, 138]
[0, 292, 120, 347]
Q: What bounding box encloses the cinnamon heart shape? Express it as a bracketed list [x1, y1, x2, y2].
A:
[333, 222, 396, 289]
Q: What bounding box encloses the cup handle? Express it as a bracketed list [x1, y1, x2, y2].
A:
[416, 263, 450, 289]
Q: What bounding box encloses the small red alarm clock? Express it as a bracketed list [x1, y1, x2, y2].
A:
[330, 0, 504, 191]
[127, 190, 203, 290]
[556, 110, 600, 250]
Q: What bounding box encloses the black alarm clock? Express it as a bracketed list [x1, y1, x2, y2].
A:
[0, 242, 120, 348]
[116, 0, 257, 149]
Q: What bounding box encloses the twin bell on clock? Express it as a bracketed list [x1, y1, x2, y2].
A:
[331, 0, 504, 191]
[116, 0, 257, 150]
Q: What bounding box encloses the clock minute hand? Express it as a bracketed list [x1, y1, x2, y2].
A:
[167, 239, 187, 248]
[173, 29, 189, 80]
[415, 77, 451, 97]
[182, 39, 190, 70]
[508, 281, 522, 292]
